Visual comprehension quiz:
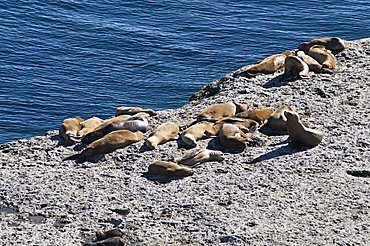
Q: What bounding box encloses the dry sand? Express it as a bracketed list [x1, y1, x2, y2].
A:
[0, 38, 369, 245]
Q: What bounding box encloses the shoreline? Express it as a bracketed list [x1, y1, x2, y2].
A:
[1, 38, 369, 245]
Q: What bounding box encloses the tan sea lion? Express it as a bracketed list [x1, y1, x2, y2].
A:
[77, 117, 104, 137]
[82, 113, 149, 144]
[234, 50, 293, 78]
[296, 51, 333, 74]
[175, 149, 224, 166]
[307, 45, 337, 70]
[234, 108, 273, 125]
[67, 130, 144, 162]
[83, 236, 125, 246]
[115, 106, 157, 117]
[210, 117, 259, 136]
[298, 37, 345, 55]
[282, 56, 309, 81]
[96, 228, 124, 241]
[219, 123, 258, 149]
[59, 117, 84, 145]
[181, 122, 215, 147]
[197, 102, 237, 121]
[146, 122, 180, 149]
[284, 111, 324, 147]
[267, 105, 293, 131]
[147, 161, 194, 177]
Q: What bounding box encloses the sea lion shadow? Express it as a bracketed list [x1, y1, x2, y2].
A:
[176, 138, 196, 150]
[139, 143, 152, 153]
[250, 141, 312, 163]
[263, 75, 288, 88]
[141, 173, 186, 184]
[259, 125, 288, 136]
[207, 138, 245, 154]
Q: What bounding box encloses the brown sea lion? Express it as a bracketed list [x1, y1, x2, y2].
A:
[175, 149, 224, 166]
[197, 102, 237, 121]
[298, 37, 345, 55]
[96, 228, 124, 241]
[234, 108, 273, 125]
[307, 45, 337, 70]
[219, 123, 259, 149]
[210, 117, 259, 136]
[284, 111, 324, 147]
[83, 236, 125, 246]
[115, 106, 157, 117]
[296, 51, 333, 74]
[77, 117, 104, 137]
[82, 113, 149, 144]
[282, 56, 309, 81]
[146, 122, 180, 149]
[267, 105, 293, 131]
[59, 117, 84, 145]
[181, 122, 215, 147]
[147, 161, 194, 177]
[234, 50, 293, 78]
[66, 130, 144, 162]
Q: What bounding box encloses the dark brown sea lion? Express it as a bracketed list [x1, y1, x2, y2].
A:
[282, 56, 309, 81]
[59, 117, 84, 145]
[96, 228, 125, 241]
[145, 122, 180, 149]
[284, 111, 324, 147]
[298, 37, 345, 55]
[147, 161, 194, 177]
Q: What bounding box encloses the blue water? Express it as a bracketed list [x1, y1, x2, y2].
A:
[0, 0, 369, 144]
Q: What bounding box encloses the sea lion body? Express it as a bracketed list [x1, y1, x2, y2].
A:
[59, 117, 84, 145]
[219, 123, 255, 149]
[307, 45, 337, 70]
[284, 111, 324, 147]
[115, 106, 157, 117]
[210, 117, 258, 136]
[267, 105, 293, 131]
[234, 108, 273, 125]
[298, 37, 345, 55]
[282, 56, 309, 81]
[148, 161, 194, 177]
[181, 122, 215, 147]
[175, 149, 224, 166]
[78, 117, 104, 137]
[146, 122, 180, 149]
[296, 51, 333, 74]
[235, 50, 293, 78]
[197, 102, 237, 121]
[74, 130, 144, 161]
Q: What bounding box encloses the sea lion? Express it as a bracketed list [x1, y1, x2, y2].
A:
[282, 56, 309, 81]
[83, 236, 125, 246]
[210, 117, 259, 135]
[59, 117, 84, 145]
[96, 228, 124, 241]
[296, 51, 333, 74]
[77, 117, 104, 138]
[219, 123, 259, 149]
[307, 45, 337, 70]
[82, 114, 149, 144]
[146, 122, 180, 149]
[175, 149, 224, 166]
[197, 102, 237, 121]
[115, 106, 157, 117]
[234, 50, 293, 78]
[298, 37, 345, 55]
[284, 111, 324, 147]
[181, 122, 215, 147]
[234, 108, 273, 125]
[147, 161, 194, 177]
[66, 130, 144, 162]
[267, 105, 293, 131]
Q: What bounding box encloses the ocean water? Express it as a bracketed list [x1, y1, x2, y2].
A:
[0, 0, 369, 144]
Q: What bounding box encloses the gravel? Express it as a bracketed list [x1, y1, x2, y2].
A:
[0, 38, 369, 245]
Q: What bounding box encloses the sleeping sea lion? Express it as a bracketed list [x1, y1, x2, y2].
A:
[147, 161, 194, 177]
[66, 130, 144, 162]
[77, 117, 104, 138]
[267, 105, 293, 131]
[233, 108, 273, 125]
[210, 117, 259, 136]
[282, 56, 309, 81]
[234, 50, 293, 78]
[296, 51, 333, 74]
[298, 37, 345, 55]
[59, 117, 84, 145]
[146, 122, 180, 149]
[219, 123, 259, 149]
[197, 102, 237, 122]
[115, 106, 157, 117]
[181, 122, 215, 147]
[307, 45, 337, 70]
[284, 111, 324, 147]
[175, 149, 224, 166]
